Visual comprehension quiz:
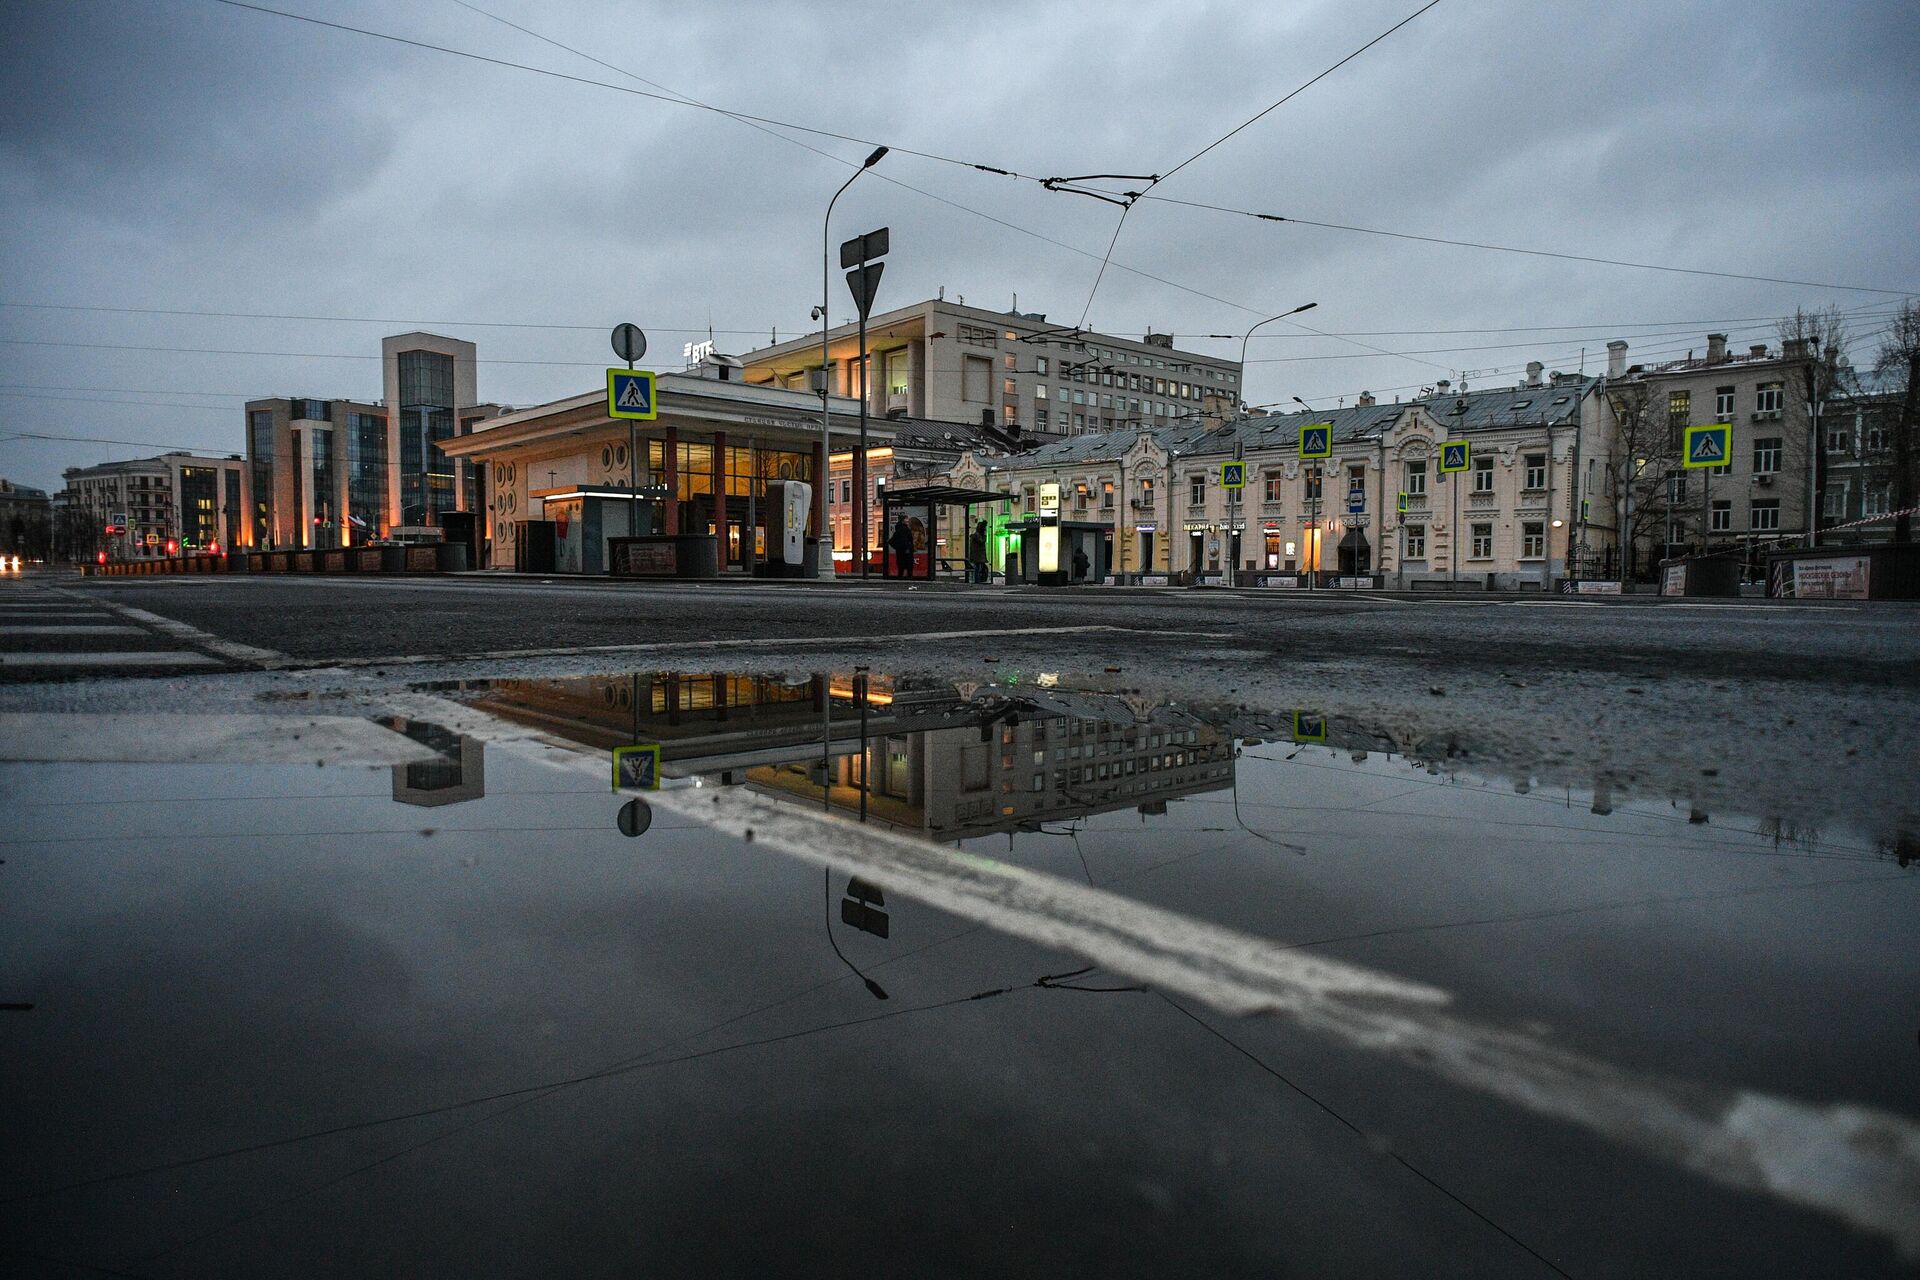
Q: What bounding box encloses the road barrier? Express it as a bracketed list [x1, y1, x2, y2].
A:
[81, 544, 466, 578]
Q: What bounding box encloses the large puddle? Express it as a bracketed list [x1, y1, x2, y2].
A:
[2, 669, 1915, 1277]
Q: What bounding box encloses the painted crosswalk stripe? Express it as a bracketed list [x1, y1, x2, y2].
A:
[0, 625, 148, 636]
[0, 652, 218, 668]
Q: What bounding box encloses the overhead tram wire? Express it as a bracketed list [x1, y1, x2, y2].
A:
[203, 0, 1023, 180]
[7, 300, 1906, 345]
[1156, 0, 1446, 185]
[1071, 0, 1447, 324]
[77, 3, 1905, 366]
[1134, 193, 1920, 298]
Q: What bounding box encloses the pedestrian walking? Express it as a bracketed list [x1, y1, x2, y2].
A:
[888, 517, 916, 578]
[967, 520, 988, 583]
[1071, 545, 1090, 582]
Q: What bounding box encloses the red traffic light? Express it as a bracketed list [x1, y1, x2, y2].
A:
[97, 551, 108, 564]
[210, 541, 221, 555]
[165, 539, 178, 555]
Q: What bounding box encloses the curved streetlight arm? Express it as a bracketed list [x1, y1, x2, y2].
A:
[818, 147, 888, 571]
[1238, 302, 1318, 415]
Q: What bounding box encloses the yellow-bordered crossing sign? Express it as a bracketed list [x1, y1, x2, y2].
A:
[608, 369, 658, 420]
[1683, 423, 1730, 469]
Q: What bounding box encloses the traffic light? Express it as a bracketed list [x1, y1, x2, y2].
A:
[97, 551, 107, 565]
[165, 539, 178, 555]
[209, 541, 221, 555]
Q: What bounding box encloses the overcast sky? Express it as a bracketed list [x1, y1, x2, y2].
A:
[2, 0, 1916, 490]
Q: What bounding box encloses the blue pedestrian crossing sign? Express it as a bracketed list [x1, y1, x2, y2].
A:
[1220, 460, 1246, 489]
[1299, 423, 1332, 459]
[607, 368, 658, 420]
[612, 743, 662, 791]
[1292, 711, 1327, 743]
[1440, 440, 1470, 473]
[1683, 423, 1730, 469]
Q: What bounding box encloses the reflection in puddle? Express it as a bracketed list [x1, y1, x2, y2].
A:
[443, 672, 1235, 840]
[379, 715, 486, 807]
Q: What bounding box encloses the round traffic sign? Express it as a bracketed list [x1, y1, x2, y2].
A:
[616, 797, 653, 837]
[611, 323, 647, 364]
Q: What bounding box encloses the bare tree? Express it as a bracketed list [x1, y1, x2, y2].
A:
[1604, 383, 1681, 581]
[1876, 300, 1920, 543]
[1777, 306, 1852, 538]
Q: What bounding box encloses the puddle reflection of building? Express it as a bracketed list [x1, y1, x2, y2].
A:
[385, 717, 486, 807]
[454, 672, 1236, 837]
[750, 685, 1237, 839]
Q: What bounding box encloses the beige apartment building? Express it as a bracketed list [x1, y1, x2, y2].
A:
[1598, 333, 1822, 577]
[942, 373, 1614, 587]
[61, 451, 249, 558]
[739, 296, 1241, 438]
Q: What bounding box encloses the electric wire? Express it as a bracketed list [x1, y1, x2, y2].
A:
[1156, 0, 1448, 185]
[203, 0, 1024, 179]
[1156, 993, 1575, 1279]
[1138, 192, 1919, 297]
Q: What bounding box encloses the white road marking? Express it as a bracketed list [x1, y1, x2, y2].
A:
[0, 651, 218, 668]
[88, 601, 288, 666]
[0, 625, 147, 636]
[0, 712, 441, 764]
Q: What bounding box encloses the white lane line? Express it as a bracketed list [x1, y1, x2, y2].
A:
[0, 651, 219, 668]
[0, 625, 148, 636]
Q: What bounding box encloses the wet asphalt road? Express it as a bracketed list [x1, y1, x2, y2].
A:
[8, 571, 1917, 834]
[48, 573, 1920, 684]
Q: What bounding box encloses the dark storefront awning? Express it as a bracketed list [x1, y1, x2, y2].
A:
[879, 484, 1013, 509]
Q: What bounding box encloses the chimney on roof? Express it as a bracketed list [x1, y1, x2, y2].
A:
[1358, 390, 1376, 407]
[1144, 332, 1174, 349]
[1783, 337, 1811, 360]
[1435, 379, 1451, 397]
[1706, 333, 1728, 364]
[1606, 340, 1627, 379]
[1525, 361, 1544, 388]
[1749, 343, 1768, 359]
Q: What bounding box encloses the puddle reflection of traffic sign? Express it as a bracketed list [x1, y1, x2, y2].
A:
[1440, 441, 1470, 473]
[1292, 711, 1327, 743]
[1683, 423, 1730, 469]
[607, 368, 658, 420]
[1300, 423, 1332, 459]
[612, 743, 662, 791]
[1221, 461, 1246, 489]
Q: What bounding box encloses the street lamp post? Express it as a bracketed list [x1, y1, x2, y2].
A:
[1225, 304, 1314, 588]
[1292, 395, 1319, 592]
[819, 146, 888, 578]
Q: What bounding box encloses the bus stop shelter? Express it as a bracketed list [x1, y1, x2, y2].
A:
[878, 483, 1012, 580]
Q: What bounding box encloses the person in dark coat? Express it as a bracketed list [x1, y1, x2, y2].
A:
[888, 517, 916, 577]
[967, 520, 989, 583]
[1071, 545, 1091, 581]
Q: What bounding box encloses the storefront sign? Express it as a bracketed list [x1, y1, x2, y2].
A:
[1038, 482, 1060, 516]
[1793, 556, 1871, 599]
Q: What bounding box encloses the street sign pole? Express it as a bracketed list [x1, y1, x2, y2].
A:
[841, 228, 889, 581]
[1226, 443, 1242, 588]
[612, 324, 648, 539]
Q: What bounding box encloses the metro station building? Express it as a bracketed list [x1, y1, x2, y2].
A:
[438, 357, 869, 572]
